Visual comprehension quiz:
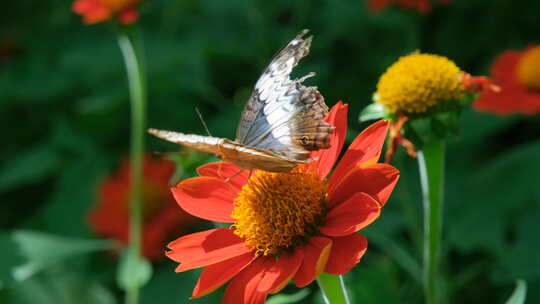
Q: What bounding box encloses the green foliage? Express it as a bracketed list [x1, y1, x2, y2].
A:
[11, 230, 115, 281]
[358, 103, 388, 123]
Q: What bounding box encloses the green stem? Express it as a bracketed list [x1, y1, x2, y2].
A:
[417, 136, 445, 304]
[118, 28, 147, 304]
[316, 273, 350, 304]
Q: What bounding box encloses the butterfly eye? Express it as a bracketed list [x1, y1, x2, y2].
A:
[300, 136, 310, 146]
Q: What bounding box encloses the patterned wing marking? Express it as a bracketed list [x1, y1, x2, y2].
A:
[235, 29, 311, 143]
[235, 29, 333, 160]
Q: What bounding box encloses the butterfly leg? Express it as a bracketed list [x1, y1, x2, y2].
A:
[225, 168, 246, 183]
[246, 169, 256, 186]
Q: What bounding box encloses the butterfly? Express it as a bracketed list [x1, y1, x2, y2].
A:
[148, 29, 334, 173]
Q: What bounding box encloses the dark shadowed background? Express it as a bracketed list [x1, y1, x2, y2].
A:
[1, 0, 539, 303]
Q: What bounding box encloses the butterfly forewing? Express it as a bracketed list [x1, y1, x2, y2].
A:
[235, 29, 334, 161]
[147, 129, 223, 155]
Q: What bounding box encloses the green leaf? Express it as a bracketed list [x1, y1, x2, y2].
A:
[117, 250, 152, 291]
[0, 144, 60, 194]
[363, 230, 422, 283]
[505, 280, 527, 304]
[267, 289, 310, 304]
[11, 230, 115, 281]
[0, 233, 25, 288]
[3, 267, 117, 304]
[359, 103, 388, 122]
[459, 92, 478, 106]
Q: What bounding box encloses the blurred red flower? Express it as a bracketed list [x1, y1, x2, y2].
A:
[166, 103, 400, 303]
[72, 0, 140, 25]
[474, 46, 540, 115]
[89, 155, 199, 261]
[368, 0, 449, 13]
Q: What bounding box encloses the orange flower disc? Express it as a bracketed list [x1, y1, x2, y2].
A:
[232, 166, 327, 256]
[516, 46, 540, 92]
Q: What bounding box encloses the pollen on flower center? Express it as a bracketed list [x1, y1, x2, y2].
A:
[516, 46, 540, 92]
[231, 166, 327, 256]
[375, 53, 465, 115]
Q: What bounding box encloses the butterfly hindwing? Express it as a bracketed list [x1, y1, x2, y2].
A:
[235, 30, 334, 161]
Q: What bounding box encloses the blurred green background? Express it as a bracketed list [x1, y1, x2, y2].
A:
[1, 0, 539, 303]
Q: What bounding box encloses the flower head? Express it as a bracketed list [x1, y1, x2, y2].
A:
[370, 52, 498, 162]
[368, 0, 450, 14]
[474, 45, 540, 115]
[166, 103, 400, 303]
[374, 53, 465, 115]
[72, 0, 140, 25]
[89, 155, 199, 261]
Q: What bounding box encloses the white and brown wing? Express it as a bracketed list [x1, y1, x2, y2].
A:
[148, 129, 223, 155]
[235, 29, 334, 161]
[148, 128, 299, 172]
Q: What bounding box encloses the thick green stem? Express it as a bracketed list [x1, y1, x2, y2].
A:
[417, 137, 445, 304]
[317, 273, 350, 304]
[118, 28, 147, 304]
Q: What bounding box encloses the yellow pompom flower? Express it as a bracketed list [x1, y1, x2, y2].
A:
[374, 53, 465, 115]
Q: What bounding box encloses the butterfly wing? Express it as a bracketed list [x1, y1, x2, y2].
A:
[235, 29, 334, 161]
[147, 129, 223, 155]
[148, 128, 298, 172]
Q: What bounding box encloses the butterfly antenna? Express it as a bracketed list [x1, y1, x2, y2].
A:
[195, 107, 213, 137]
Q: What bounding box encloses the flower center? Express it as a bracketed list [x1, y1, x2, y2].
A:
[516, 46, 540, 92]
[375, 53, 465, 115]
[231, 166, 327, 257]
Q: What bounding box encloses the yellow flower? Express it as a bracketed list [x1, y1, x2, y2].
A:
[516, 45, 540, 92]
[374, 53, 465, 115]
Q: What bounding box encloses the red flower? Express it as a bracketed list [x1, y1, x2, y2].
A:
[166, 102, 400, 303]
[474, 46, 540, 115]
[368, 0, 450, 13]
[89, 155, 199, 261]
[72, 0, 140, 25]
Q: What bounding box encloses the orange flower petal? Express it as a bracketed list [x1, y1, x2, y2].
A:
[329, 120, 389, 188]
[329, 163, 399, 208]
[84, 9, 111, 24]
[258, 250, 303, 294]
[117, 6, 138, 24]
[324, 233, 368, 275]
[293, 237, 332, 288]
[171, 177, 235, 223]
[223, 258, 268, 304]
[72, 0, 98, 13]
[309, 102, 348, 179]
[166, 228, 250, 272]
[192, 252, 257, 299]
[197, 162, 249, 192]
[474, 50, 540, 115]
[320, 193, 381, 237]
